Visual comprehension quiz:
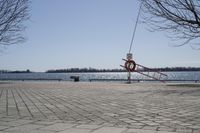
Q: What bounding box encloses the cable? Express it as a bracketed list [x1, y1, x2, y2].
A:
[128, 2, 143, 54]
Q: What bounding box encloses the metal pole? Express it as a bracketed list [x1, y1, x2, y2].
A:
[128, 71, 131, 84]
[126, 53, 133, 84]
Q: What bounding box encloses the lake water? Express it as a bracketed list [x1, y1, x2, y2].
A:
[0, 71, 200, 82]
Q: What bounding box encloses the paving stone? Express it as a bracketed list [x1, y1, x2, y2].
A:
[58, 128, 92, 133]
[156, 131, 177, 133]
[142, 126, 158, 130]
[29, 129, 56, 133]
[40, 123, 76, 132]
[0, 126, 9, 131]
[31, 120, 57, 126]
[91, 127, 126, 133]
[76, 124, 102, 129]
[4, 124, 43, 132]
[5, 119, 33, 126]
[126, 129, 156, 133]
[193, 129, 200, 133]
[0, 121, 9, 127]
[176, 128, 193, 133]
[187, 125, 200, 129]
[157, 127, 175, 132]
[0, 117, 16, 122]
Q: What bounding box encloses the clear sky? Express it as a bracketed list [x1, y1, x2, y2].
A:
[0, 0, 200, 72]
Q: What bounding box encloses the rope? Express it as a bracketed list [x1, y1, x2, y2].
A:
[128, 3, 143, 53]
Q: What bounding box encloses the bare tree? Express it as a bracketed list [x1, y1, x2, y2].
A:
[0, 0, 29, 46]
[140, 0, 200, 49]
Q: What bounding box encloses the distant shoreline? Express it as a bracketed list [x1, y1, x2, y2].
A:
[1, 67, 200, 73]
[46, 67, 200, 73]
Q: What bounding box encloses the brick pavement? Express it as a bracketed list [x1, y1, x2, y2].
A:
[0, 81, 200, 133]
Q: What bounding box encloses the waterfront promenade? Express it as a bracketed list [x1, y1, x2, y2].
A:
[0, 81, 200, 133]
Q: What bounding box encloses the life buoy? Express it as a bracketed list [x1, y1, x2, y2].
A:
[125, 60, 136, 72]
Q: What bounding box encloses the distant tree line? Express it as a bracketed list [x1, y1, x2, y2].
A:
[1, 67, 200, 74]
[154, 67, 200, 72]
[46, 67, 200, 73]
[0, 69, 31, 73]
[46, 68, 125, 73]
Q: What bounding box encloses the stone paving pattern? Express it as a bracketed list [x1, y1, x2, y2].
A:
[0, 81, 200, 133]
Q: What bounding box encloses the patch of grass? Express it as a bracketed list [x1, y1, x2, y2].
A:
[167, 84, 200, 87]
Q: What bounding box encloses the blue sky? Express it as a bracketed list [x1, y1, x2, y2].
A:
[0, 0, 200, 72]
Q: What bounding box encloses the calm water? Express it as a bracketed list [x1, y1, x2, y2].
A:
[0, 71, 200, 81]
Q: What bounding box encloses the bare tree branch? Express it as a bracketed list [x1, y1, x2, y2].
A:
[140, 0, 200, 49]
[0, 0, 29, 46]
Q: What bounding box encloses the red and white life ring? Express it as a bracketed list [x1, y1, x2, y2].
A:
[125, 60, 136, 72]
